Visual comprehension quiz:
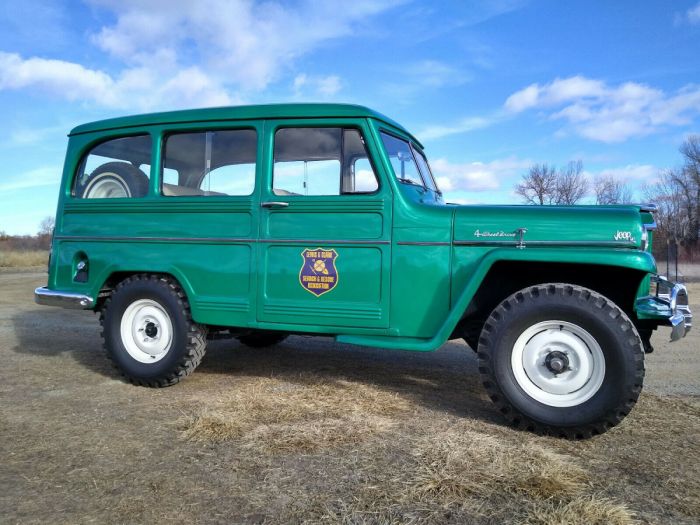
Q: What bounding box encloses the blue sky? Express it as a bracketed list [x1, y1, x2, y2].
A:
[1, 0, 699, 235]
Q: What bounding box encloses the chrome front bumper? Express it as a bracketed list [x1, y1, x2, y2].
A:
[34, 287, 94, 309]
[647, 276, 692, 342]
[661, 281, 692, 341]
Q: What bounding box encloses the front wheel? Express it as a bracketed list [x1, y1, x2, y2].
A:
[477, 283, 644, 438]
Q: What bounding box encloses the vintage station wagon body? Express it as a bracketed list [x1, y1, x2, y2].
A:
[36, 103, 691, 437]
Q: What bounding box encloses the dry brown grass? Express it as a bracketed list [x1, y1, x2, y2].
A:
[408, 429, 588, 503]
[182, 373, 414, 452]
[4, 271, 699, 525]
[0, 249, 46, 268]
[524, 495, 637, 525]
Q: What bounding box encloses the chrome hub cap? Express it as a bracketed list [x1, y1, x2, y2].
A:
[84, 173, 130, 198]
[120, 299, 173, 363]
[511, 320, 605, 407]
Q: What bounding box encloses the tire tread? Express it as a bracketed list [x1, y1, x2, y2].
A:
[477, 283, 644, 439]
[100, 274, 207, 388]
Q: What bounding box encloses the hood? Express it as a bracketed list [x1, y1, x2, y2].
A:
[452, 204, 654, 249]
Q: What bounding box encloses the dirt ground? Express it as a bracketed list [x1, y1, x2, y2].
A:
[1, 271, 698, 525]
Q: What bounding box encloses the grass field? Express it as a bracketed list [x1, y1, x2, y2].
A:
[1, 272, 698, 524]
[0, 249, 46, 268]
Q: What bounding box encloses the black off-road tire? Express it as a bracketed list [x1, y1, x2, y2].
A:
[236, 331, 289, 348]
[477, 283, 644, 438]
[100, 274, 208, 387]
[79, 162, 149, 198]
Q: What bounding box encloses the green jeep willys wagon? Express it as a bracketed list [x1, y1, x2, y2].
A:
[35, 104, 691, 437]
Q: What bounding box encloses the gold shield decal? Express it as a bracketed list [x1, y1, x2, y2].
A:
[299, 248, 339, 296]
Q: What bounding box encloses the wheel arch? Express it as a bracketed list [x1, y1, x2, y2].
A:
[94, 268, 195, 312]
[451, 248, 655, 345]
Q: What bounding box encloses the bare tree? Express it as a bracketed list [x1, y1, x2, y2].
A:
[677, 135, 700, 246]
[515, 161, 588, 205]
[554, 160, 588, 205]
[644, 136, 700, 256]
[38, 216, 55, 237]
[644, 171, 692, 246]
[514, 163, 558, 205]
[594, 174, 633, 205]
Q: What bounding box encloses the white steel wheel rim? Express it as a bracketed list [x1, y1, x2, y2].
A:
[511, 320, 605, 408]
[120, 299, 173, 364]
[84, 173, 131, 198]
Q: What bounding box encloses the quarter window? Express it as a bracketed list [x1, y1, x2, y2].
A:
[273, 127, 378, 196]
[161, 129, 256, 196]
[74, 135, 151, 199]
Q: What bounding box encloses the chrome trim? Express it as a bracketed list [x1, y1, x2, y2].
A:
[259, 238, 390, 245]
[643, 220, 658, 231]
[55, 235, 252, 243]
[453, 239, 635, 248]
[54, 235, 390, 245]
[639, 203, 658, 213]
[653, 276, 692, 340]
[516, 227, 527, 249]
[34, 287, 94, 309]
[396, 241, 451, 246]
[261, 201, 290, 208]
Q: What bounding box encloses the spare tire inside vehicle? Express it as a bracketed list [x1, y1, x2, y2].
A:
[79, 162, 149, 198]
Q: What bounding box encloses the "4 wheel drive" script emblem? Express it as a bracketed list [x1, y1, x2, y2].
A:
[299, 248, 339, 296]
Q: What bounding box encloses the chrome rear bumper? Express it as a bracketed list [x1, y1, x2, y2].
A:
[34, 287, 94, 309]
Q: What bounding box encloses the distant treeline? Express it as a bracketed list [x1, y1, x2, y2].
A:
[0, 234, 52, 251]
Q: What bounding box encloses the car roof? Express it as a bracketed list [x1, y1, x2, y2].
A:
[69, 103, 420, 145]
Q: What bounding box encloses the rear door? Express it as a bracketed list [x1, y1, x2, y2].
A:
[256, 119, 392, 330]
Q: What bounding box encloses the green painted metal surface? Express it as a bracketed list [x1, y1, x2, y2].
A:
[46, 104, 666, 352]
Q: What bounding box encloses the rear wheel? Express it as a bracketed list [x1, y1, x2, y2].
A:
[101, 274, 207, 387]
[237, 331, 289, 348]
[477, 283, 644, 438]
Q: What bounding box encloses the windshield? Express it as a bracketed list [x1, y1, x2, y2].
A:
[413, 146, 439, 193]
[380, 132, 440, 193]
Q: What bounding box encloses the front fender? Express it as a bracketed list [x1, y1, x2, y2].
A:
[338, 248, 656, 351]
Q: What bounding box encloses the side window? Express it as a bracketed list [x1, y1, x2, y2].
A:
[379, 132, 424, 187]
[273, 127, 378, 196]
[74, 135, 151, 199]
[161, 129, 256, 197]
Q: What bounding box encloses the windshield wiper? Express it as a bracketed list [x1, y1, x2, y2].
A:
[397, 177, 424, 188]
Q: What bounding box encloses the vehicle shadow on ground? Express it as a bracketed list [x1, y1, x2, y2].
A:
[11, 308, 116, 378]
[198, 335, 501, 424]
[11, 307, 501, 426]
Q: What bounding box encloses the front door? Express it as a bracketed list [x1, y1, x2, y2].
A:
[257, 120, 392, 330]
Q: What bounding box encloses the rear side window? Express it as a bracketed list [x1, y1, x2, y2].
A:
[273, 127, 378, 196]
[74, 135, 152, 199]
[161, 129, 256, 197]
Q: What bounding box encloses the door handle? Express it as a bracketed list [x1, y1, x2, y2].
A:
[261, 201, 289, 208]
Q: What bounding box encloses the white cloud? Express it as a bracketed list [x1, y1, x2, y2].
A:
[0, 0, 399, 110]
[419, 115, 498, 141]
[595, 164, 658, 182]
[89, 0, 399, 90]
[431, 156, 530, 193]
[293, 73, 342, 98]
[381, 59, 470, 102]
[505, 76, 607, 112]
[687, 2, 700, 24]
[0, 166, 60, 192]
[0, 51, 234, 110]
[505, 76, 700, 142]
[0, 52, 114, 102]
